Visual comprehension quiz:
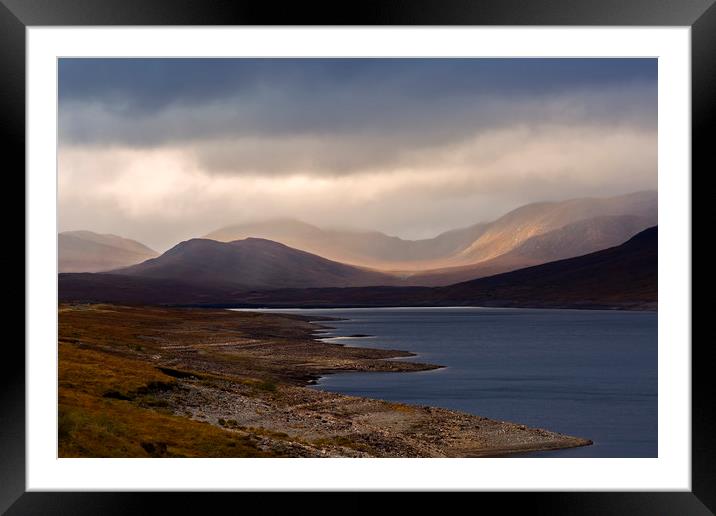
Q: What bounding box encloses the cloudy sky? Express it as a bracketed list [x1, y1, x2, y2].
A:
[58, 58, 657, 251]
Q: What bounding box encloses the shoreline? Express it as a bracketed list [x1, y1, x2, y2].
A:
[207, 303, 656, 312]
[58, 303, 592, 458]
[297, 317, 589, 459]
[308, 324, 441, 385]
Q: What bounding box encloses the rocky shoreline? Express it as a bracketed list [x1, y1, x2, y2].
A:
[58, 304, 592, 457]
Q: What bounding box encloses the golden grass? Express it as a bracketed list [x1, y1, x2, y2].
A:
[386, 402, 418, 414]
[59, 342, 173, 397]
[59, 392, 276, 457]
[57, 303, 433, 458]
[59, 341, 280, 458]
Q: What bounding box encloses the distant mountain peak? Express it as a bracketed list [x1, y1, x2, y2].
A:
[60, 225, 658, 310]
[58, 230, 158, 273]
[113, 237, 397, 290]
[202, 190, 657, 272]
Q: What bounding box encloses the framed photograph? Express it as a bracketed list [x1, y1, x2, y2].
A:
[6, 0, 709, 512]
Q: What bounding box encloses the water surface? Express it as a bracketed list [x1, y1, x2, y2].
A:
[234, 307, 657, 457]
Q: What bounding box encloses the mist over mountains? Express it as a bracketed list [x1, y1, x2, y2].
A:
[59, 226, 657, 310]
[59, 191, 656, 292]
[403, 212, 655, 286]
[202, 190, 656, 284]
[59, 230, 158, 273]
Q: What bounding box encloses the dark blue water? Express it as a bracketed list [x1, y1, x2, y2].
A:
[235, 307, 657, 457]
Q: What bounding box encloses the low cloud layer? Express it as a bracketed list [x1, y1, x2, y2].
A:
[58, 58, 657, 251]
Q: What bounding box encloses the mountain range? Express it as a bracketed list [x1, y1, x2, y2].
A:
[403, 213, 654, 285]
[229, 226, 658, 310]
[57, 190, 657, 309]
[59, 226, 657, 310]
[114, 237, 395, 289]
[204, 191, 656, 283]
[58, 230, 158, 273]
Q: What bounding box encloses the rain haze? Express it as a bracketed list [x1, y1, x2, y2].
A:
[58, 58, 657, 252]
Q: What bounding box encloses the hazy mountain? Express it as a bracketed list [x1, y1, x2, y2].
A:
[402, 214, 655, 286]
[112, 237, 398, 290]
[204, 191, 656, 271]
[450, 191, 657, 265]
[205, 219, 488, 270]
[435, 226, 657, 308]
[231, 226, 658, 310]
[59, 230, 158, 273]
[60, 227, 657, 311]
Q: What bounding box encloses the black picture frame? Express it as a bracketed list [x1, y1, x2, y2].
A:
[4, 0, 708, 512]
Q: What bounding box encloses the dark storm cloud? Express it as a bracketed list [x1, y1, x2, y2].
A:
[58, 59, 657, 157]
[58, 58, 656, 111]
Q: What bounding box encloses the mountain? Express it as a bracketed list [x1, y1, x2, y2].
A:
[59, 227, 657, 310]
[449, 191, 657, 266]
[232, 227, 657, 310]
[58, 230, 158, 273]
[434, 225, 657, 309]
[204, 191, 656, 271]
[205, 218, 488, 270]
[112, 237, 398, 290]
[402, 214, 655, 286]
